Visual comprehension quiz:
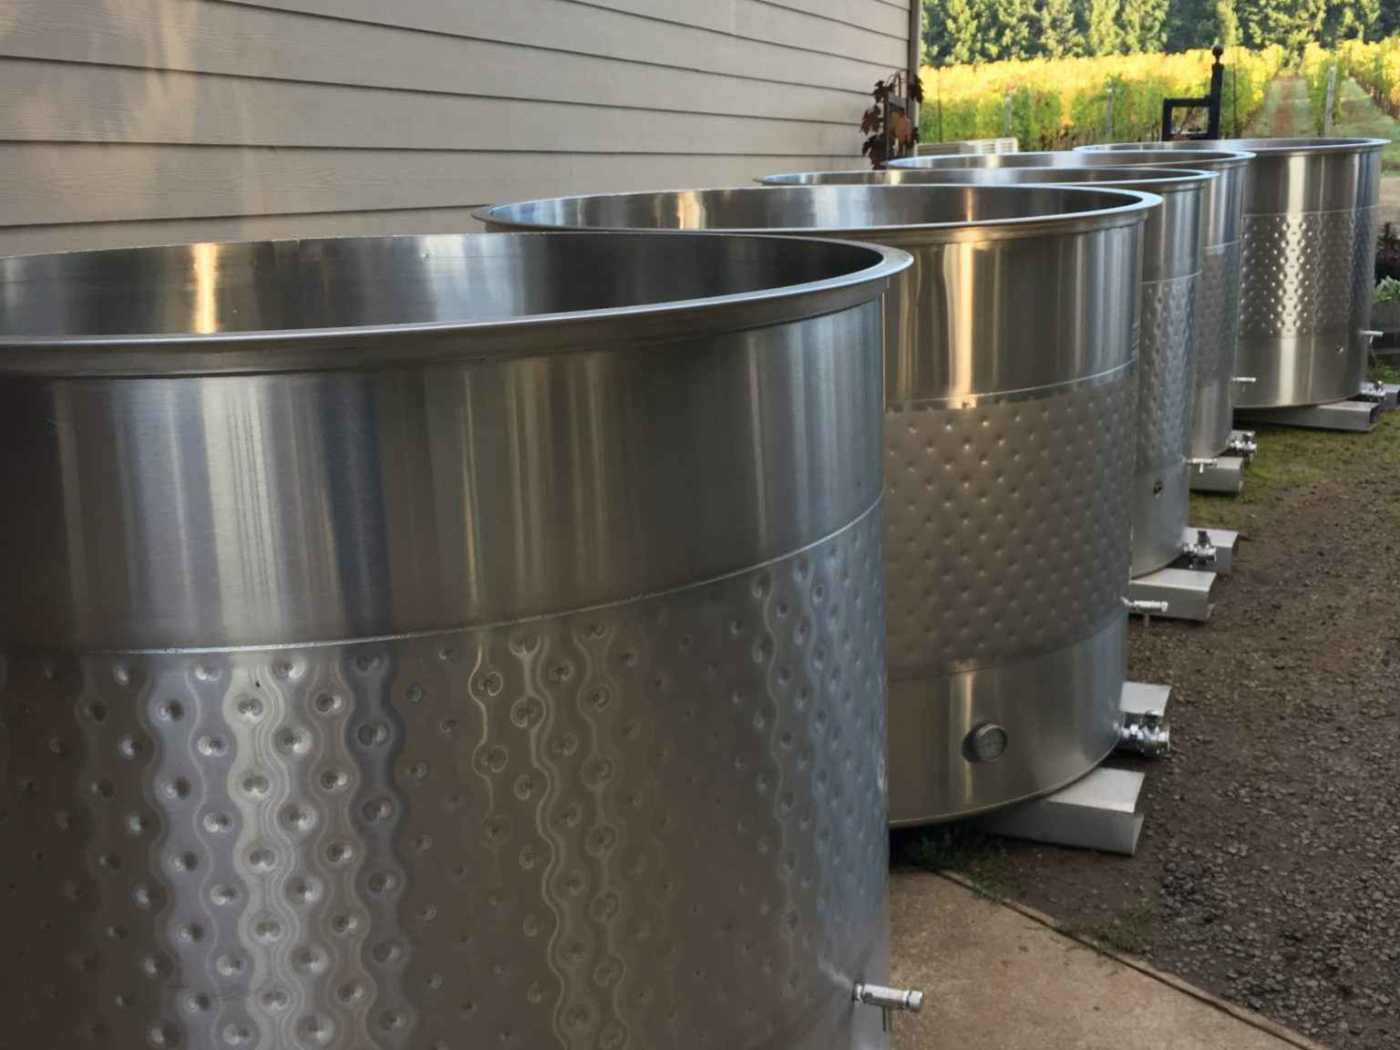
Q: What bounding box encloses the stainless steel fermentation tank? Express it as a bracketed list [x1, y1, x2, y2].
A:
[862, 163, 1212, 577]
[0, 232, 911, 1050]
[888, 147, 1254, 457]
[479, 184, 1157, 824]
[1080, 137, 1386, 408]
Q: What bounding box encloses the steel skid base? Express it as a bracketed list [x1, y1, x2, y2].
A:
[1235, 399, 1380, 432]
[1189, 431, 1256, 495]
[1228, 429, 1259, 457]
[1128, 569, 1214, 621]
[1198, 526, 1238, 574]
[1125, 525, 1236, 622]
[976, 767, 1145, 855]
[1356, 381, 1400, 410]
[1189, 455, 1245, 494]
[975, 683, 1171, 856]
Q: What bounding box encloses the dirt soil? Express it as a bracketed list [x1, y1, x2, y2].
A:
[894, 404, 1400, 1049]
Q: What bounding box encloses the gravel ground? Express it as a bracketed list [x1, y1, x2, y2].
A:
[894, 407, 1400, 1048]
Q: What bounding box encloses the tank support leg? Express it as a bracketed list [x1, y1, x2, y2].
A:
[1189, 455, 1246, 494]
[1355, 381, 1400, 410]
[1126, 568, 1215, 622]
[1188, 433, 1256, 495]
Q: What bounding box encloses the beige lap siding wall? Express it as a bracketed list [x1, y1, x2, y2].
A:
[0, 0, 915, 254]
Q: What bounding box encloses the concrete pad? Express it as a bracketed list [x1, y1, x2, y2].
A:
[889, 870, 1321, 1050]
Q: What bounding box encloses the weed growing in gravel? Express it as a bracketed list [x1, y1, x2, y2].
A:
[1071, 896, 1158, 956]
[894, 825, 1025, 900]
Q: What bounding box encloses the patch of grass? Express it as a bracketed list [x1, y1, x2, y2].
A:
[1190, 489, 1250, 532]
[1192, 412, 1400, 533]
[898, 824, 1024, 900]
[1070, 896, 1158, 956]
[1371, 360, 1400, 385]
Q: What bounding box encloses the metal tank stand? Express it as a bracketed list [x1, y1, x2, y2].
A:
[1127, 569, 1214, 621]
[1190, 457, 1244, 494]
[974, 683, 1171, 856]
[1355, 380, 1400, 411]
[1235, 399, 1380, 433]
[1125, 527, 1232, 622]
[1196, 526, 1239, 573]
[1188, 432, 1256, 495]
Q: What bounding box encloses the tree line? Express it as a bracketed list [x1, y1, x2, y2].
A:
[923, 0, 1400, 65]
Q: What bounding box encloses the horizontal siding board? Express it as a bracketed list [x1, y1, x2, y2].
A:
[565, 0, 907, 54]
[0, 206, 492, 256]
[220, 0, 898, 90]
[0, 61, 863, 155]
[0, 0, 874, 120]
[566, 0, 910, 41]
[0, 1, 908, 253]
[757, 0, 911, 37]
[729, 1, 905, 58]
[0, 144, 862, 229]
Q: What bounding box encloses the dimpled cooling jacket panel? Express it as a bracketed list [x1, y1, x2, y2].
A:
[883, 364, 1137, 677]
[1190, 240, 1243, 456]
[0, 510, 888, 1050]
[1130, 272, 1197, 576]
[1239, 208, 1365, 337]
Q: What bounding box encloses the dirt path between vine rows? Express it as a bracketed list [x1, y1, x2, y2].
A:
[1247, 72, 1400, 220]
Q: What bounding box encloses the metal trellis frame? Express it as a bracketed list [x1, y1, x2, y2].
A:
[1161, 45, 1226, 140]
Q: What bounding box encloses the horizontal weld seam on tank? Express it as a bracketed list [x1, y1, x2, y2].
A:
[1143, 271, 1202, 288]
[1238, 325, 1360, 339]
[886, 608, 1125, 683]
[889, 359, 1134, 412]
[1244, 203, 1377, 219]
[46, 497, 886, 659]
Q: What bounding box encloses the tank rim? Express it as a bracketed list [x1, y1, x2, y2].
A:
[1067, 144, 1256, 166]
[762, 166, 1216, 194]
[1090, 136, 1386, 157]
[477, 183, 1161, 244]
[0, 230, 911, 372]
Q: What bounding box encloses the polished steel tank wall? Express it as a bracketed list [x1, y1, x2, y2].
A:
[1085, 137, 1386, 408]
[868, 164, 1210, 577]
[1065, 146, 1254, 455]
[891, 146, 1254, 456]
[0, 232, 908, 1050]
[479, 185, 1156, 824]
